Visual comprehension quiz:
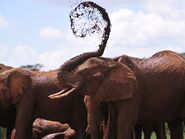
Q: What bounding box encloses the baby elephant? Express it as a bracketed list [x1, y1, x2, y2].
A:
[11, 118, 76, 139]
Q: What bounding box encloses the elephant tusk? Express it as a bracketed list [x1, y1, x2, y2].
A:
[49, 87, 76, 99]
[48, 88, 70, 98]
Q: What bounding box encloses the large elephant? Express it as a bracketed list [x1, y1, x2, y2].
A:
[0, 64, 16, 139]
[0, 68, 88, 139]
[114, 50, 185, 139]
[50, 55, 141, 139]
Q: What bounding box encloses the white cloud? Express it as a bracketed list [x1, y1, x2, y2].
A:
[145, 0, 185, 18]
[103, 7, 185, 58]
[0, 46, 38, 67]
[22, 3, 185, 70]
[2, 0, 185, 71]
[39, 27, 64, 40]
[38, 32, 101, 70]
[0, 14, 10, 29]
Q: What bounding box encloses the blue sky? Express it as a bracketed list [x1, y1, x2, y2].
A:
[1, 0, 185, 70]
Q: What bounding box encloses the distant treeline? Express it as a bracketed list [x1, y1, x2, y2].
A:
[181, 53, 185, 57]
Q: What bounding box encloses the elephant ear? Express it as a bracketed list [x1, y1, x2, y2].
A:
[95, 63, 138, 102]
[7, 70, 32, 104]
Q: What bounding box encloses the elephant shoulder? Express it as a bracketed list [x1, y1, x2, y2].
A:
[144, 51, 185, 74]
[151, 50, 183, 59]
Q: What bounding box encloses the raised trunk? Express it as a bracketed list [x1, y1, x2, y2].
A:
[58, 1, 111, 88]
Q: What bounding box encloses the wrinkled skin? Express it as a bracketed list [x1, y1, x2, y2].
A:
[0, 68, 88, 139]
[10, 118, 76, 139]
[116, 50, 185, 139]
[0, 64, 15, 139]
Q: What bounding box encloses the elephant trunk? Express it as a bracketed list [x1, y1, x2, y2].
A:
[57, 2, 111, 92]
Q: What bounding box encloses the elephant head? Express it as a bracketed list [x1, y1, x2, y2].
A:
[49, 1, 111, 97]
[0, 68, 32, 107]
[50, 57, 137, 101]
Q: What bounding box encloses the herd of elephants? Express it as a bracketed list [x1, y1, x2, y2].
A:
[1, 1, 185, 139]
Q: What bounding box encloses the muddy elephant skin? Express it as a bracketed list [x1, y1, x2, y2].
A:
[116, 50, 185, 139]
[0, 68, 88, 139]
[0, 64, 15, 139]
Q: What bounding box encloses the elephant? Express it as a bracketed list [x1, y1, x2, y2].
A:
[0, 64, 16, 139]
[0, 68, 88, 139]
[10, 118, 76, 139]
[49, 52, 141, 139]
[50, 56, 140, 139]
[114, 50, 185, 139]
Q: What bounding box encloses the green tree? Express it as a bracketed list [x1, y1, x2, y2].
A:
[20, 64, 43, 71]
[180, 53, 185, 58]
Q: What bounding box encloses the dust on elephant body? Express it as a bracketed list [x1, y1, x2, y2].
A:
[0, 68, 88, 139]
[117, 50, 185, 121]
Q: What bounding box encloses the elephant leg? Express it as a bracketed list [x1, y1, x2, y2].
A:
[154, 122, 167, 139]
[84, 96, 102, 139]
[7, 126, 14, 139]
[140, 121, 154, 139]
[14, 92, 34, 139]
[71, 101, 88, 139]
[116, 98, 140, 139]
[134, 123, 142, 139]
[88, 108, 102, 139]
[108, 103, 117, 139]
[10, 128, 16, 139]
[98, 102, 108, 139]
[143, 125, 152, 139]
[168, 118, 183, 139]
